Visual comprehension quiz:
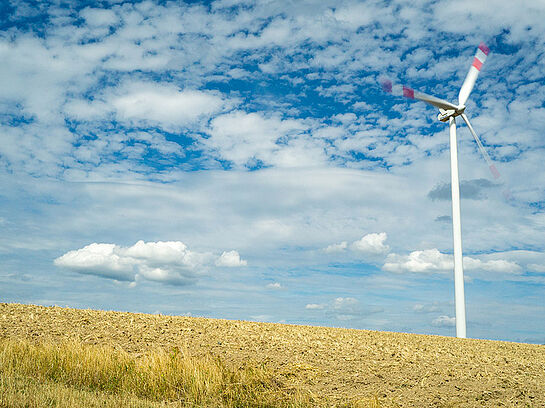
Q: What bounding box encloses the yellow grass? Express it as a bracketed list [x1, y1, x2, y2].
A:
[6, 303, 543, 407]
[0, 339, 318, 407]
[0, 375, 164, 408]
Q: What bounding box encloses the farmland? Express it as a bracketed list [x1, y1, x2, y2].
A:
[0, 303, 543, 407]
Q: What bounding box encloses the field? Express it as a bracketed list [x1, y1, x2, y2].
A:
[0, 303, 543, 407]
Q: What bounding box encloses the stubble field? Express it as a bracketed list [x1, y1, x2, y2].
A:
[0, 303, 543, 407]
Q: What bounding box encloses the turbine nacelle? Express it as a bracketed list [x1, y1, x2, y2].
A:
[438, 105, 466, 122]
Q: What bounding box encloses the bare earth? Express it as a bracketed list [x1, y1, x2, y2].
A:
[1, 303, 543, 407]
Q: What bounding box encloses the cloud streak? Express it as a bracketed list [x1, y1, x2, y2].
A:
[306, 297, 383, 322]
[383, 249, 522, 275]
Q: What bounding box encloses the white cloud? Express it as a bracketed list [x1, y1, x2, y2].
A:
[528, 263, 545, 273]
[63, 99, 111, 121]
[203, 111, 314, 168]
[80, 7, 119, 27]
[463, 258, 522, 274]
[332, 296, 359, 310]
[306, 297, 383, 321]
[122, 240, 205, 268]
[383, 249, 522, 274]
[413, 303, 442, 313]
[331, 3, 381, 29]
[305, 303, 325, 310]
[65, 81, 236, 131]
[55, 240, 214, 285]
[54, 243, 135, 281]
[432, 315, 456, 327]
[330, 297, 367, 321]
[383, 249, 452, 273]
[215, 250, 247, 267]
[323, 241, 347, 253]
[352, 101, 372, 111]
[266, 282, 282, 289]
[324, 233, 392, 259]
[111, 82, 229, 129]
[351, 232, 390, 255]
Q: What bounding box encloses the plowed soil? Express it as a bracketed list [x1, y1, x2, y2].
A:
[1, 303, 543, 407]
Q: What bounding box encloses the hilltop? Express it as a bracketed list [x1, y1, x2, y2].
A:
[1, 303, 543, 407]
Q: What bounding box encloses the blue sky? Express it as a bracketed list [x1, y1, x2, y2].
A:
[1, 0, 544, 343]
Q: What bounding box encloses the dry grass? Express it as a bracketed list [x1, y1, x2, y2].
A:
[0, 375, 164, 408]
[0, 339, 314, 407]
[2, 303, 544, 407]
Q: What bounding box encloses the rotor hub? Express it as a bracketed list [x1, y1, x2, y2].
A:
[438, 105, 466, 122]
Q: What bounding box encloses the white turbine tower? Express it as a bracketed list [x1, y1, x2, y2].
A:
[382, 43, 495, 338]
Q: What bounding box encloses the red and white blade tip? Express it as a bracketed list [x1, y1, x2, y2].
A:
[402, 86, 414, 99]
[472, 43, 489, 71]
[381, 79, 414, 99]
[489, 164, 501, 179]
[479, 42, 490, 55]
[381, 79, 392, 93]
[458, 43, 490, 106]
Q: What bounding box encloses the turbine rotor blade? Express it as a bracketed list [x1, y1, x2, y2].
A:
[458, 43, 489, 106]
[412, 89, 459, 111]
[381, 80, 458, 111]
[460, 113, 500, 179]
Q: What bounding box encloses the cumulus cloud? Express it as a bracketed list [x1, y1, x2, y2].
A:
[215, 250, 248, 267]
[323, 233, 390, 256]
[383, 249, 522, 274]
[351, 232, 390, 255]
[55, 241, 244, 284]
[330, 3, 380, 29]
[203, 111, 315, 168]
[463, 258, 523, 274]
[323, 241, 348, 253]
[80, 7, 119, 27]
[53, 243, 136, 281]
[305, 303, 325, 310]
[111, 82, 229, 129]
[64, 82, 232, 131]
[432, 315, 456, 327]
[266, 282, 282, 289]
[332, 296, 359, 310]
[383, 249, 452, 273]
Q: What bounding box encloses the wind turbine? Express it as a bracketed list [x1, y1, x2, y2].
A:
[382, 43, 494, 338]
